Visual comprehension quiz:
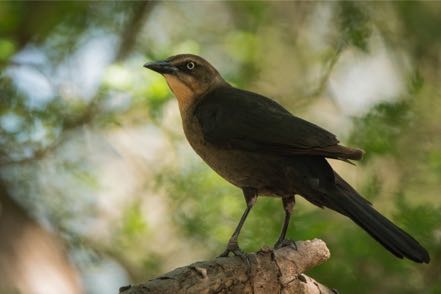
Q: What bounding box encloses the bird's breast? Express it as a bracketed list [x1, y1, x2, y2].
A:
[181, 114, 235, 177]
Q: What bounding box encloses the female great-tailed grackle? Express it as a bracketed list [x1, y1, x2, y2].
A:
[144, 54, 430, 263]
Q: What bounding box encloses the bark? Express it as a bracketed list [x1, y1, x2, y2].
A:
[119, 239, 335, 294]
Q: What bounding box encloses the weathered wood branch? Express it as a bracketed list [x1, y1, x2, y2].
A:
[119, 239, 335, 294]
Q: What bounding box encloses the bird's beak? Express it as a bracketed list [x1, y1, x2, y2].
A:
[143, 60, 178, 74]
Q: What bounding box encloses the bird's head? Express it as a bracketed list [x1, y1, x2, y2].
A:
[144, 54, 225, 110]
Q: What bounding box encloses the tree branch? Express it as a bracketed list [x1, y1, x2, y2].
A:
[115, 1, 155, 62]
[119, 239, 335, 294]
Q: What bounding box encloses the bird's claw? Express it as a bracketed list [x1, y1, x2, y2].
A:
[274, 239, 297, 250]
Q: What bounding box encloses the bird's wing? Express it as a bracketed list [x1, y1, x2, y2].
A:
[194, 86, 363, 160]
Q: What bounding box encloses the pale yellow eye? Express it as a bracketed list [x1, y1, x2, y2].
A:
[186, 61, 195, 70]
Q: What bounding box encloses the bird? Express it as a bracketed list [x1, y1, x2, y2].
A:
[144, 54, 430, 263]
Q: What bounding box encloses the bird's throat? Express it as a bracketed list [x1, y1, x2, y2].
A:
[164, 74, 194, 112]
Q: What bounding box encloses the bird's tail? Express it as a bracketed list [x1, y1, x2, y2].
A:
[326, 173, 430, 263]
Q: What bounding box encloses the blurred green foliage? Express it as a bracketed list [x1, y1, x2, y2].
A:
[349, 102, 412, 160]
[0, 1, 440, 293]
[339, 1, 372, 51]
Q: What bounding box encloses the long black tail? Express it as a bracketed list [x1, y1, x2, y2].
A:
[325, 173, 430, 263]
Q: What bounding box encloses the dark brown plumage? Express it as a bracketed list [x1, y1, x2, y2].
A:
[144, 54, 430, 263]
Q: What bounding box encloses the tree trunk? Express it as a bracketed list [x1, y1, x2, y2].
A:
[0, 181, 82, 294]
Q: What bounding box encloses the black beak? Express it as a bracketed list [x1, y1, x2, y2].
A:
[143, 60, 177, 74]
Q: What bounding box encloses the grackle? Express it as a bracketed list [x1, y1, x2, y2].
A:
[144, 54, 430, 263]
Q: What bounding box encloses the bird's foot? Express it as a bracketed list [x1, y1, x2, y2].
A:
[274, 239, 297, 250]
[218, 241, 246, 258]
[218, 241, 252, 273]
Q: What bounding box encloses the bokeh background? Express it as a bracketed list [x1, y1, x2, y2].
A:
[1, 1, 440, 293]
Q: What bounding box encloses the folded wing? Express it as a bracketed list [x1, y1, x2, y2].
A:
[194, 86, 363, 161]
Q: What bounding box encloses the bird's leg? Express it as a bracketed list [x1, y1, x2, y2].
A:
[218, 187, 257, 258]
[274, 195, 297, 250]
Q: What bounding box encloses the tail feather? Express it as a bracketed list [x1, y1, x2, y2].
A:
[327, 174, 430, 263]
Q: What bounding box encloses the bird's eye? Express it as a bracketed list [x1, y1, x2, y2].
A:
[186, 61, 195, 70]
